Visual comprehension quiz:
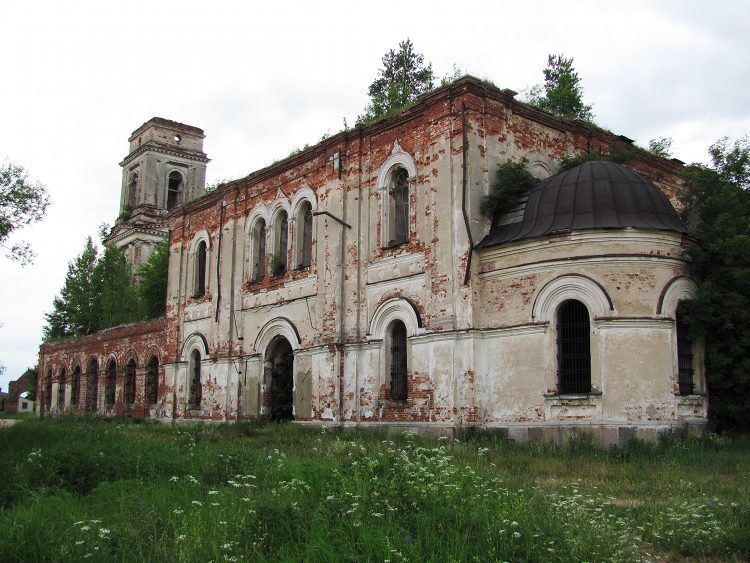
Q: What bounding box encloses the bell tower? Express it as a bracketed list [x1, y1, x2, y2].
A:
[106, 118, 209, 270]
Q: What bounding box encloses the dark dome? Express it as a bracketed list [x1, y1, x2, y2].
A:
[477, 160, 685, 248]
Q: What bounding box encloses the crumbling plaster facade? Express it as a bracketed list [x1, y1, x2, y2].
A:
[38, 77, 706, 444]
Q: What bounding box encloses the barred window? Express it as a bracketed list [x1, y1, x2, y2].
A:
[557, 300, 591, 394]
[189, 350, 202, 408]
[388, 320, 408, 401]
[387, 168, 409, 246]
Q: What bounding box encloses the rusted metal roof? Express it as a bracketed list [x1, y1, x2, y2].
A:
[477, 161, 685, 248]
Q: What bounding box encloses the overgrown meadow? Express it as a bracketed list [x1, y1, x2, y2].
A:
[0, 418, 748, 562]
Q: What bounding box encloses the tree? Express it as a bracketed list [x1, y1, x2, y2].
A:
[527, 54, 593, 121]
[648, 137, 674, 159]
[138, 240, 169, 319]
[94, 244, 140, 329]
[482, 159, 540, 218]
[678, 136, 750, 432]
[43, 237, 100, 341]
[359, 39, 434, 124]
[0, 161, 50, 265]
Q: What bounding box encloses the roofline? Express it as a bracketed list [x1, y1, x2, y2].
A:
[175, 75, 685, 216]
[129, 117, 205, 143]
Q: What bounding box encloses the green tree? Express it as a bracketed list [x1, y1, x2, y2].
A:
[678, 135, 750, 432]
[43, 237, 100, 341]
[95, 244, 140, 329]
[527, 54, 593, 121]
[648, 137, 674, 158]
[482, 159, 540, 218]
[0, 161, 50, 265]
[359, 39, 434, 124]
[137, 240, 169, 319]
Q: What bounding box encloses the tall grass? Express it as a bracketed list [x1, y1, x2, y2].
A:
[0, 418, 748, 561]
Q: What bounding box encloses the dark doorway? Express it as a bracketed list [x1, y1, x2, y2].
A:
[267, 338, 293, 421]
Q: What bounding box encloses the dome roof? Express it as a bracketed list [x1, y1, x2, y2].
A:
[477, 160, 685, 248]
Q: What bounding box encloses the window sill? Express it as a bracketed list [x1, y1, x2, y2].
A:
[544, 390, 602, 399]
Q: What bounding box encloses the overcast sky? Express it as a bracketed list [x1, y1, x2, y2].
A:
[1, 0, 748, 391]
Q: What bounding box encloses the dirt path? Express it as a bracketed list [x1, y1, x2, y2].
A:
[0, 419, 19, 428]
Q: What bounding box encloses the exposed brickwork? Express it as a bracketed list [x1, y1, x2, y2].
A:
[37, 76, 706, 438]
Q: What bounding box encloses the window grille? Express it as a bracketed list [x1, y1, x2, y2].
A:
[391, 169, 409, 245]
[194, 241, 207, 297]
[676, 318, 694, 395]
[390, 321, 408, 400]
[146, 357, 159, 406]
[106, 361, 117, 406]
[190, 350, 202, 408]
[125, 359, 136, 406]
[557, 300, 592, 394]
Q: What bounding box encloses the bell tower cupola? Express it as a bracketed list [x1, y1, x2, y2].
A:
[107, 118, 209, 270]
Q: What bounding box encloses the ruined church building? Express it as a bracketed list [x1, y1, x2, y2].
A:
[38, 77, 707, 445]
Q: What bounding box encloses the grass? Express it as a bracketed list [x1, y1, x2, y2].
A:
[0, 418, 748, 562]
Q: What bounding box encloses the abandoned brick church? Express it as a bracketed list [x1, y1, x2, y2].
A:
[37, 76, 707, 444]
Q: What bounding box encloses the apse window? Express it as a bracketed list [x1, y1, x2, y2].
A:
[556, 299, 591, 394]
[386, 320, 408, 401]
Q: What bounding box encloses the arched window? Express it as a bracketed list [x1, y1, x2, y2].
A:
[146, 356, 159, 406]
[125, 359, 136, 406]
[86, 358, 99, 412]
[58, 368, 66, 410]
[272, 211, 288, 276]
[167, 170, 184, 210]
[250, 219, 266, 282]
[676, 310, 694, 395]
[189, 350, 202, 408]
[386, 168, 409, 247]
[296, 201, 313, 269]
[45, 368, 53, 412]
[194, 240, 207, 297]
[106, 359, 117, 407]
[557, 300, 591, 394]
[71, 365, 81, 407]
[128, 171, 138, 209]
[386, 320, 408, 401]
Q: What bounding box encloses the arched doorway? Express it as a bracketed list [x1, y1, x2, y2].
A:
[266, 337, 293, 421]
